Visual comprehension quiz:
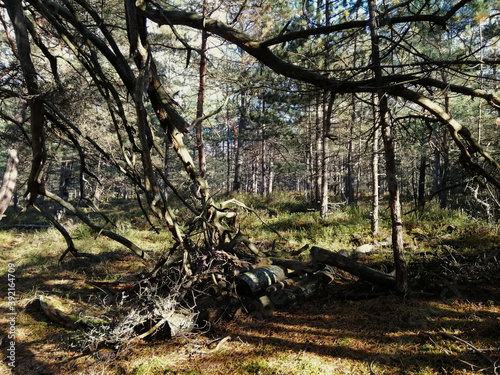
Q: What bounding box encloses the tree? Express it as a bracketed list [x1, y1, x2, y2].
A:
[0, 148, 18, 220]
[367, 0, 407, 293]
[1, 0, 500, 296]
[5, 0, 45, 206]
[194, 0, 209, 178]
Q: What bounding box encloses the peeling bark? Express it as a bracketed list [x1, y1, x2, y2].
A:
[6, 0, 46, 204]
[0, 149, 19, 220]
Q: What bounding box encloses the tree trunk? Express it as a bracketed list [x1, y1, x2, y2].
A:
[267, 145, 274, 195]
[306, 104, 314, 201]
[345, 120, 355, 205]
[6, 0, 46, 204]
[0, 149, 19, 220]
[315, 93, 322, 204]
[225, 91, 232, 194]
[371, 108, 380, 236]
[236, 266, 288, 296]
[418, 152, 426, 206]
[321, 91, 335, 217]
[261, 126, 268, 196]
[439, 126, 449, 209]
[439, 71, 450, 208]
[232, 96, 246, 193]
[56, 160, 72, 220]
[241, 271, 333, 314]
[251, 155, 258, 194]
[368, 0, 408, 294]
[433, 135, 441, 193]
[195, 0, 208, 178]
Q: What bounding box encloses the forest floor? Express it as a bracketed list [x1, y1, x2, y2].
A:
[0, 195, 499, 375]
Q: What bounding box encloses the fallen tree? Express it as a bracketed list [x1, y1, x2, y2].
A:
[310, 247, 396, 288]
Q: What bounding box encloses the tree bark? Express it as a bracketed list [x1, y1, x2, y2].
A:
[320, 92, 334, 217]
[439, 71, 450, 208]
[346, 118, 355, 205]
[226, 102, 231, 194]
[241, 271, 333, 314]
[195, 0, 208, 178]
[56, 160, 72, 220]
[310, 247, 396, 288]
[6, 0, 46, 204]
[236, 266, 288, 296]
[0, 149, 19, 220]
[261, 122, 268, 196]
[371, 101, 380, 236]
[368, 0, 408, 293]
[233, 95, 246, 193]
[315, 93, 322, 205]
[418, 152, 427, 206]
[307, 104, 314, 201]
[267, 145, 274, 195]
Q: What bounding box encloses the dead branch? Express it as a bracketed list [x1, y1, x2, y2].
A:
[44, 189, 151, 260]
[441, 330, 499, 375]
[31, 204, 79, 261]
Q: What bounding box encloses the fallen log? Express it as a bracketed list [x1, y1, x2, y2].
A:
[266, 277, 302, 293]
[241, 271, 333, 315]
[310, 246, 396, 288]
[38, 295, 108, 329]
[235, 265, 288, 296]
[269, 257, 322, 274]
[0, 224, 51, 229]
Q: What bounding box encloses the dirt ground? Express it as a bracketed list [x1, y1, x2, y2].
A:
[1, 237, 500, 375]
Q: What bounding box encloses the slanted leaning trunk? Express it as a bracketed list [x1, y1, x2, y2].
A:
[6, 0, 46, 204]
[0, 149, 19, 220]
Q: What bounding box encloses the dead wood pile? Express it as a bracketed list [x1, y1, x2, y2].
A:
[39, 240, 396, 350]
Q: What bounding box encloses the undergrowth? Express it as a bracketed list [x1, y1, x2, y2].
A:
[0, 194, 499, 374]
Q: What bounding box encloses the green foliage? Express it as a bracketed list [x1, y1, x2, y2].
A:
[405, 200, 470, 232]
[133, 358, 176, 375]
[241, 359, 274, 374]
[231, 193, 376, 250]
[71, 224, 93, 240]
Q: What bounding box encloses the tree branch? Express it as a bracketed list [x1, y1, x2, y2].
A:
[44, 189, 151, 260]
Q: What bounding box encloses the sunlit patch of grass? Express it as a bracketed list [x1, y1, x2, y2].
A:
[2, 228, 64, 271]
[0, 230, 19, 267]
[237, 200, 378, 252]
[132, 357, 179, 375]
[71, 224, 93, 240]
[0, 229, 16, 245]
[241, 359, 274, 374]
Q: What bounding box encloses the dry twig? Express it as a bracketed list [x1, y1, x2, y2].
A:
[441, 329, 499, 375]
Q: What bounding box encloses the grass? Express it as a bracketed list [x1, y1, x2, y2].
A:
[237, 193, 387, 253]
[0, 194, 499, 374]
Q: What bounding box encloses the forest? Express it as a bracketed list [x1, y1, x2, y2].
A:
[0, 0, 499, 374]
